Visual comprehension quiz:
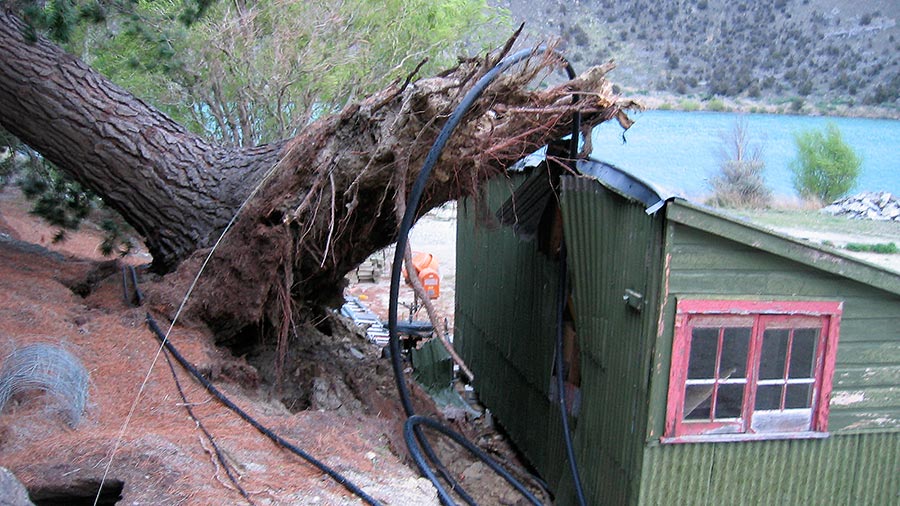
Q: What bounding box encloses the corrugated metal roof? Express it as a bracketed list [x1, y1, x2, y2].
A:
[507, 151, 669, 211]
[575, 158, 668, 211]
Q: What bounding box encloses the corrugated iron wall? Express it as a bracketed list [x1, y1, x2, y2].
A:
[639, 432, 899, 505]
[456, 173, 569, 488]
[457, 173, 667, 505]
[559, 176, 666, 505]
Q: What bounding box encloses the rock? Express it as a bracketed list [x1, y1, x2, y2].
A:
[0, 467, 34, 506]
[885, 203, 900, 219]
[821, 192, 900, 222]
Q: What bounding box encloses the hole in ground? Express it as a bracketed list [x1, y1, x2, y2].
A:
[29, 478, 124, 505]
[60, 260, 120, 298]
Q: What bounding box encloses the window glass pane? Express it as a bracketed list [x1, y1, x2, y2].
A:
[789, 328, 819, 379]
[720, 327, 750, 378]
[755, 384, 783, 411]
[716, 384, 744, 419]
[785, 384, 813, 409]
[688, 327, 718, 379]
[760, 328, 789, 379]
[684, 385, 713, 420]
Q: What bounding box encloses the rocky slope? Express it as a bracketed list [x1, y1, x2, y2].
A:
[495, 0, 899, 113]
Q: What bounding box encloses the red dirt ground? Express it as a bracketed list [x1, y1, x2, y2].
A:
[0, 187, 544, 505]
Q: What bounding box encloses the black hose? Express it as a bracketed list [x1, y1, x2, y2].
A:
[405, 416, 542, 505]
[121, 265, 144, 307]
[553, 245, 587, 506]
[387, 46, 587, 505]
[145, 313, 383, 506]
[129, 265, 143, 306]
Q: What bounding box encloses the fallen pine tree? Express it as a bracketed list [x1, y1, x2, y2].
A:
[0, 10, 636, 353]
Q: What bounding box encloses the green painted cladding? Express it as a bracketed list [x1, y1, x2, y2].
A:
[649, 218, 900, 437]
[642, 201, 900, 505]
[639, 432, 899, 505]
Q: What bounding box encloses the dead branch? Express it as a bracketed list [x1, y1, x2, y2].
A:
[402, 243, 475, 383]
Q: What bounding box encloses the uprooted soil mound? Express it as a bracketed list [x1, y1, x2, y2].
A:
[0, 187, 543, 505]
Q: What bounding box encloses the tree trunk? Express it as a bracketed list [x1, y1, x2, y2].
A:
[0, 8, 635, 341]
[0, 9, 280, 272]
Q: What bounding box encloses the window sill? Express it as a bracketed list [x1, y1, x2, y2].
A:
[660, 431, 830, 444]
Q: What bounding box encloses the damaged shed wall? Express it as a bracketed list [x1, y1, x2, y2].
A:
[456, 172, 570, 491]
[457, 166, 900, 506]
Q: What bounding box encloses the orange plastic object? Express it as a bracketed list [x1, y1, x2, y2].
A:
[403, 251, 440, 299]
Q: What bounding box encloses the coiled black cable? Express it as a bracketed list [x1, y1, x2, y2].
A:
[388, 46, 588, 505]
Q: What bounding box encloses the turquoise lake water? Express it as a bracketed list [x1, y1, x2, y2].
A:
[590, 110, 900, 200]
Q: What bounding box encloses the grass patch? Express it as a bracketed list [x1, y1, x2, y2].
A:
[845, 242, 898, 254]
[725, 208, 900, 238]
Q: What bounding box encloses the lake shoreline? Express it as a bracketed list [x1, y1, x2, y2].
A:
[590, 110, 899, 200]
[622, 90, 900, 121]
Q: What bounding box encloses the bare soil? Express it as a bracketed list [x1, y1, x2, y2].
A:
[0, 188, 542, 506]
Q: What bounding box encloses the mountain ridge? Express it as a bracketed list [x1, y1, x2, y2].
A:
[495, 0, 899, 116]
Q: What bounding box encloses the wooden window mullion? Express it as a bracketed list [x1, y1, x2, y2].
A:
[741, 315, 762, 432]
[709, 327, 725, 421]
[780, 327, 795, 411]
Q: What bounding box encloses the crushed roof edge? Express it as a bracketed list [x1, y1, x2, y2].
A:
[512, 152, 900, 296]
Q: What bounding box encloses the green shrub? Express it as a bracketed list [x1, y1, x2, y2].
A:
[706, 98, 726, 112]
[790, 123, 861, 202]
[679, 99, 700, 111]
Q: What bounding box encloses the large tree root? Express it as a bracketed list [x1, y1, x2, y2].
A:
[177, 45, 636, 348]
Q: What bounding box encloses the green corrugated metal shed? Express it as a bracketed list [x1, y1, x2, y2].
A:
[456, 157, 900, 505]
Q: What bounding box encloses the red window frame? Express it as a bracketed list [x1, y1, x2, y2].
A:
[663, 300, 842, 443]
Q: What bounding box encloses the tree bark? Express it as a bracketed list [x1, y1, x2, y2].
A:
[0, 8, 636, 340]
[0, 9, 280, 272]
